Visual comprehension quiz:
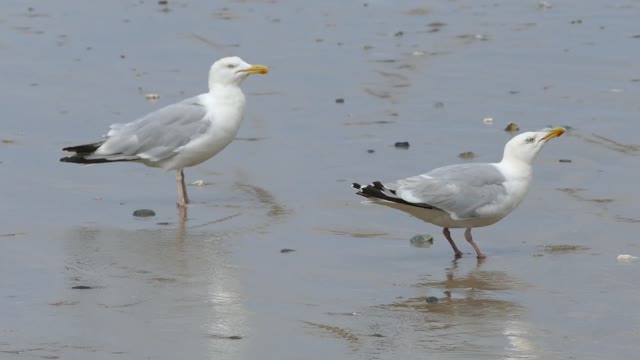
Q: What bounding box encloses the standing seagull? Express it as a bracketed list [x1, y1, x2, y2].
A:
[60, 56, 268, 207]
[352, 127, 565, 259]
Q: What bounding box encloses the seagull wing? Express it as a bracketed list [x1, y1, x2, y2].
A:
[92, 96, 210, 162]
[392, 163, 508, 220]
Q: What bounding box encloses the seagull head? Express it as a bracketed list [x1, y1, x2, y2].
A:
[208, 56, 269, 88]
[502, 127, 565, 164]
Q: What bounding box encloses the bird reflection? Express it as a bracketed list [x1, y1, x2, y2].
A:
[372, 260, 539, 359]
[59, 179, 287, 359]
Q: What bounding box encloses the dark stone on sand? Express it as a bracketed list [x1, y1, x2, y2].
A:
[370, 333, 385, 338]
[425, 296, 439, 304]
[280, 248, 296, 253]
[133, 209, 156, 217]
[558, 159, 572, 163]
[335, 98, 344, 104]
[228, 335, 243, 340]
[458, 151, 476, 159]
[72, 285, 93, 290]
[433, 101, 445, 108]
[504, 122, 520, 132]
[394, 141, 410, 149]
[367, 149, 375, 153]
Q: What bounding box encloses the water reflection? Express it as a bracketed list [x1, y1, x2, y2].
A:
[57, 179, 287, 359]
[369, 261, 539, 359]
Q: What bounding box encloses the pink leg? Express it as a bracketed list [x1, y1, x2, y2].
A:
[464, 228, 486, 259]
[176, 169, 190, 207]
[443, 228, 463, 258]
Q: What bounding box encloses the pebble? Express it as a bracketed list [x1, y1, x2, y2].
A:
[280, 248, 296, 253]
[482, 117, 493, 125]
[72, 285, 93, 290]
[335, 98, 345, 104]
[425, 296, 439, 304]
[458, 151, 476, 160]
[558, 159, 572, 163]
[410, 233, 433, 244]
[394, 141, 410, 149]
[433, 101, 445, 108]
[367, 149, 375, 154]
[504, 122, 520, 132]
[133, 209, 156, 217]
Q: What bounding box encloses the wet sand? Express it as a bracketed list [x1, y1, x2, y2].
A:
[1, 0, 639, 359]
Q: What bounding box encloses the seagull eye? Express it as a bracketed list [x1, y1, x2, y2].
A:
[226, 64, 236, 69]
[525, 137, 535, 143]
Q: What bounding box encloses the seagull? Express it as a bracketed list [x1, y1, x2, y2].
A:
[60, 56, 268, 207]
[352, 127, 565, 259]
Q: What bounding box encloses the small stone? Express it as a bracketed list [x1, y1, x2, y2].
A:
[458, 151, 476, 160]
[433, 101, 445, 108]
[504, 122, 520, 132]
[558, 159, 572, 163]
[367, 149, 375, 153]
[72, 285, 93, 290]
[158, 0, 168, 4]
[412, 51, 426, 56]
[483, 117, 494, 125]
[228, 335, 243, 340]
[335, 98, 344, 104]
[394, 141, 410, 149]
[425, 296, 439, 303]
[280, 248, 295, 253]
[133, 209, 156, 217]
[362, 45, 374, 50]
[156, 222, 170, 225]
[394, 31, 404, 37]
[190, 180, 206, 186]
[410, 234, 433, 244]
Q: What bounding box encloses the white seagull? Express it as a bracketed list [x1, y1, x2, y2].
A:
[352, 127, 565, 259]
[60, 56, 269, 207]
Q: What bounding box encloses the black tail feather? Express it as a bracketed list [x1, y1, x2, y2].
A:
[352, 181, 435, 210]
[62, 142, 104, 155]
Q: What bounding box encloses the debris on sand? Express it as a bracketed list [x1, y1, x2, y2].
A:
[617, 254, 638, 262]
[280, 248, 296, 253]
[537, 1, 552, 9]
[190, 180, 207, 186]
[394, 141, 410, 149]
[144, 93, 160, 102]
[558, 159, 572, 163]
[335, 98, 344, 104]
[482, 117, 493, 125]
[72, 285, 93, 290]
[425, 296, 439, 303]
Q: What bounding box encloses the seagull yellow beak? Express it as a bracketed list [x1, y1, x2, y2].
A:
[237, 64, 269, 75]
[539, 127, 565, 142]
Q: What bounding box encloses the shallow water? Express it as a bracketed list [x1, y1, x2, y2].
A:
[1, 0, 639, 359]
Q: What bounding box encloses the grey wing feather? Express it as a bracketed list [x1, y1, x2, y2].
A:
[93, 96, 209, 161]
[392, 163, 507, 220]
